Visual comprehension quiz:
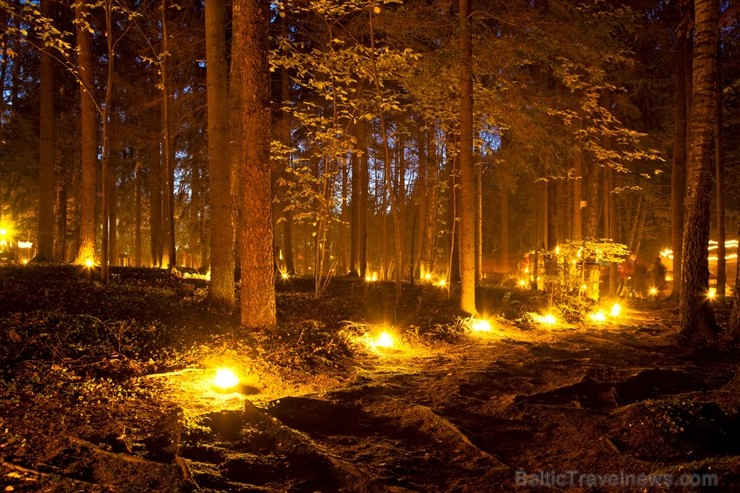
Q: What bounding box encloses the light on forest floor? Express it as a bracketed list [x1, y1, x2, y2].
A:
[373, 331, 394, 349]
[84, 259, 95, 268]
[589, 311, 607, 323]
[610, 303, 621, 317]
[213, 368, 240, 391]
[471, 319, 492, 332]
[708, 287, 717, 300]
[532, 313, 558, 325]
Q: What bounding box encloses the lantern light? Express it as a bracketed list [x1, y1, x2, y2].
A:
[213, 368, 240, 391]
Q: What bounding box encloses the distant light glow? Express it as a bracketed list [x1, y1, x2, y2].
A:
[434, 279, 447, 288]
[213, 368, 239, 390]
[610, 303, 621, 317]
[649, 287, 658, 296]
[589, 311, 607, 322]
[707, 287, 716, 300]
[17, 241, 33, 249]
[532, 313, 557, 325]
[471, 319, 492, 332]
[84, 259, 95, 268]
[373, 331, 394, 348]
[517, 279, 527, 287]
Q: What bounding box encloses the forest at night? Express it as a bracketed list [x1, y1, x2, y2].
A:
[1, 0, 740, 491]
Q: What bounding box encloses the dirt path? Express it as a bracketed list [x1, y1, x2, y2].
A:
[173, 309, 740, 492]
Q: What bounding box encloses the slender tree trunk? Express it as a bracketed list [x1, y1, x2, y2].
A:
[458, 0, 476, 314]
[280, 15, 295, 275]
[74, 0, 98, 266]
[37, 0, 55, 261]
[134, 161, 142, 266]
[359, 127, 369, 279]
[100, 0, 115, 283]
[714, 48, 725, 301]
[53, 158, 67, 262]
[350, 139, 361, 277]
[679, 0, 720, 340]
[339, 161, 349, 275]
[236, 0, 276, 328]
[188, 163, 201, 268]
[150, 139, 163, 267]
[369, 9, 402, 300]
[475, 159, 482, 280]
[206, 0, 235, 308]
[585, 161, 601, 238]
[572, 145, 583, 241]
[161, 0, 176, 268]
[498, 166, 510, 273]
[414, 123, 428, 280]
[671, 27, 690, 299]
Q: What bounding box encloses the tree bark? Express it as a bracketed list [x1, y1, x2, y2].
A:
[458, 0, 476, 314]
[671, 22, 690, 299]
[236, 0, 276, 328]
[679, 0, 720, 340]
[37, 0, 55, 262]
[73, 0, 98, 266]
[572, 145, 583, 241]
[714, 46, 725, 301]
[161, 0, 176, 268]
[206, 0, 235, 309]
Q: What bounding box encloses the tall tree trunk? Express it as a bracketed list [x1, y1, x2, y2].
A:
[161, 0, 176, 268]
[584, 161, 601, 238]
[498, 166, 510, 273]
[475, 159, 482, 281]
[369, 9, 402, 300]
[134, 161, 142, 266]
[74, 0, 98, 266]
[422, 128, 438, 275]
[339, 161, 349, 275]
[350, 139, 361, 277]
[671, 22, 690, 299]
[714, 47, 725, 301]
[150, 139, 163, 267]
[572, 145, 583, 241]
[458, 0, 476, 314]
[236, 0, 276, 328]
[206, 0, 235, 309]
[37, 0, 55, 261]
[280, 14, 295, 275]
[359, 126, 369, 279]
[100, 0, 115, 283]
[188, 163, 201, 268]
[679, 0, 720, 340]
[53, 158, 67, 262]
[414, 123, 428, 280]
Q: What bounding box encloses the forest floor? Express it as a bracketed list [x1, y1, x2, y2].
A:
[0, 265, 739, 493]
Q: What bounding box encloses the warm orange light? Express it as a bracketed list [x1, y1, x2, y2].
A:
[213, 368, 239, 390]
[532, 313, 557, 325]
[589, 311, 607, 322]
[610, 303, 621, 317]
[84, 259, 95, 268]
[517, 279, 527, 287]
[20, 259, 29, 265]
[435, 279, 447, 288]
[471, 319, 492, 332]
[707, 287, 716, 300]
[280, 271, 290, 280]
[649, 287, 658, 296]
[423, 272, 432, 281]
[373, 331, 394, 349]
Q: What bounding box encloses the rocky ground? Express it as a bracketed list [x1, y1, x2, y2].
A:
[0, 266, 738, 492]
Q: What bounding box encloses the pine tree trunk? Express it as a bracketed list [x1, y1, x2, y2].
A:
[161, 0, 176, 268]
[414, 123, 428, 280]
[134, 162, 142, 266]
[572, 145, 583, 241]
[671, 26, 690, 299]
[37, 0, 55, 261]
[280, 17, 295, 275]
[714, 48, 726, 301]
[339, 161, 349, 276]
[584, 160, 601, 239]
[729, 217, 740, 339]
[53, 159, 67, 262]
[458, 0, 476, 314]
[74, 0, 98, 266]
[188, 164, 201, 268]
[150, 140, 163, 267]
[679, 0, 720, 340]
[236, 0, 276, 328]
[498, 166, 510, 274]
[206, 0, 235, 309]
